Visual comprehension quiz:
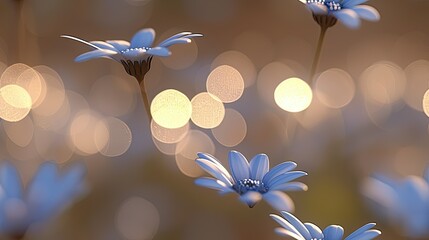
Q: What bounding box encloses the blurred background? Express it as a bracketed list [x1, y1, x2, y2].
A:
[1, 0, 429, 239]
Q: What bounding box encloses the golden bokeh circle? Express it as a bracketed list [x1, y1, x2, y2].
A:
[274, 78, 313, 113]
[191, 92, 225, 129]
[151, 89, 192, 129]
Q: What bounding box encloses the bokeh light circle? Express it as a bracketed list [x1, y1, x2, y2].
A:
[423, 89, 429, 117]
[151, 89, 192, 129]
[211, 51, 256, 87]
[274, 78, 313, 113]
[0, 84, 32, 122]
[191, 92, 225, 129]
[95, 117, 132, 157]
[211, 108, 247, 147]
[116, 197, 160, 240]
[404, 60, 429, 111]
[206, 65, 244, 103]
[315, 68, 355, 108]
[151, 121, 189, 144]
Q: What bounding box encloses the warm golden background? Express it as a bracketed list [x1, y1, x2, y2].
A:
[1, 0, 429, 239]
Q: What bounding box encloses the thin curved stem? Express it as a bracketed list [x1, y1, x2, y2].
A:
[309, 26, 328, 83]
[139, 79, 152, 122]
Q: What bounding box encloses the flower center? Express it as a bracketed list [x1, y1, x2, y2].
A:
[235, 179, 267, 194]
[306, 0, 342, 11]
[121, 47, 150, 54]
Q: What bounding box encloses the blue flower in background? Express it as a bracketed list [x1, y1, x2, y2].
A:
[0, 161, 86, 238]
[195, 151, 308, 211]
[62, 28, 202, 82]
[363, 171, 429, 238]
[271, 211, 381, 240]
[299, 0, 380, 28]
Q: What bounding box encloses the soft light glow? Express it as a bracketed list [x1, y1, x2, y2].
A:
[116, 197, 160, 240]
[404, 60, 429, 111]
[151, 89, 192, 129]
[160, 37, 198, 70]
[69, 110, 104, 155]
[423, 89, 429, 117]
[274, 77, 313, 113]
[212, 108, 247, 147]
[0, 84, 32, 122]
[315, 68, 355, 109]
[206, 65, 244, 103]
[151, 121, 189, 144]
[3, 115, 34, 147]
[95, 117, 132, 157]
[360, 61, 406, 105]
[211, 50, 256, 87]
[191, 92, 225, 129]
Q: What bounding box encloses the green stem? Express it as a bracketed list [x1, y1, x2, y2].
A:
[309, 26, 328, 83]
[139, 79, 152, 122]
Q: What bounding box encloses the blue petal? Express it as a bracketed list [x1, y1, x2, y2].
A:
[194, 177, 233, 193]
[196, 159, 233, 186]
[146, 47, 171, 57]
[264, 191, 294, 212]
[249, 154, 269, 181]
[304, 223, 324, 239]
[307, 3, 328, 15]
[323, 225, 344, 240]
[61, 35, 102, 50]
[353, 5, 380, 21]
[0, 162, 23, 199]
[157, 32, 192, 46]
[75, 49, 117, 62]
[333, 9, 361, 29]
[267, 171, 307, 187]
[346, 230, 381, 240]
[342, 0, 369, 8]
[279, 211, 312, 239]
[106, 40, 130, 52]
[239, 191, 262, 207]
[271, 214, 305, 239]
[262, 162, 297, 185]
[345, 223, 380, 240]
[130, 28, 155, 48]
[228, 151, 250, 182]
[197, 153, 234, 183]
[270, 182, 308, 192]
[158, 38, 191, 48]
[89, 41, 118, 51]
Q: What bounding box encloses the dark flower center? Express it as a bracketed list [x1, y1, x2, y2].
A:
[307, 0, 342, 11]
[235, 179, 267, 194]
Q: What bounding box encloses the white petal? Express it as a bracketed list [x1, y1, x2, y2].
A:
[106, 40, 130, 51]
[228, 151, 250, 182]
[323, 225, 344, 240]
[279, 211, 312, 239]
[239, 191, 262, 207]
[194, 177, 232, 192]
[130, 28, 155, 48]
[197, 153, 234, 183]
[196, 159, 233, 186]
[146, 47, 171, 57]
[75, 49, 117, 62]
[158, 38, 191, 48]
[263, 191, 294, 212]
[274, 228, 305, 240]
[157, 32, 192, 47]
[90, 41, 118, 51]
[0, 162, 23, 199]
[270, 214, 304, 238]
[61, 35, 102, 50]
[305, 223, 324, 239]
[333, 9, 361, 29]
[249, 154, 269, 180]
[307, 3, 328, 15]
[353, 5, 380, 21]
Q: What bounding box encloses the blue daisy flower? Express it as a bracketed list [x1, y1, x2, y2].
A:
[271, 211, 381, 240]
[300, 0, 380, 29]
[194, 150, 308, 211]
[0, 161, 86, 239]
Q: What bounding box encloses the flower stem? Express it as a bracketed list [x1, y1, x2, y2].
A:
[309, 25, 328, 83]
[139, 79, 152, 122]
